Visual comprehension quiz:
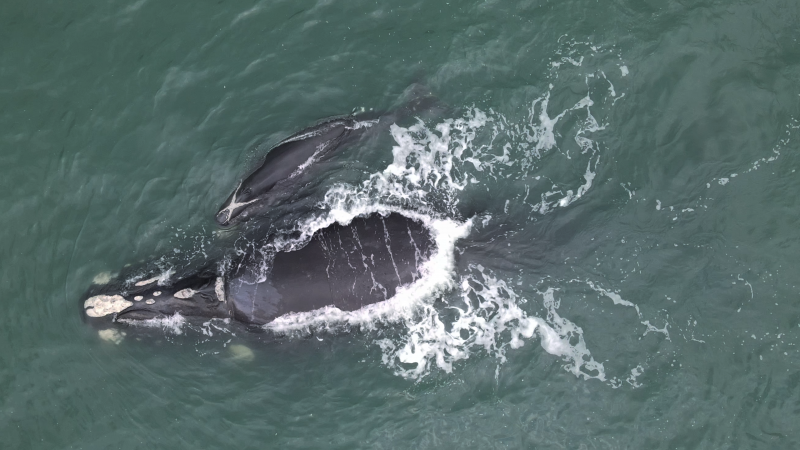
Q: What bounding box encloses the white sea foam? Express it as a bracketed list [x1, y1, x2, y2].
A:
[377, 265, 539, 379]
[257, 82, 621, 380]
[376, 267, 606, 381]
[119, 312, 187, 335]
[249, 43, 633, 381]
[642, 320, 670, 340]
[627, 364, 644, 387]
[137, 41, 632, 383]
[585, 280, 641, 317]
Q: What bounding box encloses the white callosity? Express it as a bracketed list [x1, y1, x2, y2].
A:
[173, 288, 196, 299]
[134, 276, 159, 287]
[84, 295, 133, 317]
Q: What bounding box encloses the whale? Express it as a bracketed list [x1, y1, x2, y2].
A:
[82, 213, 434, 329]
[84, 86, 445, 333]
[214, 116, 372, 227]
[215, 92, 445, 227]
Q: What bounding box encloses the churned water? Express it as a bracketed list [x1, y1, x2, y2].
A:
[2, 0, 800, 448]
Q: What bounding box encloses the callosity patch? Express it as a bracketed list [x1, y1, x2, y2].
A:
[84, 295, 133, 318]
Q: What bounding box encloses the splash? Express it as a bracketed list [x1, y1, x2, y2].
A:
[137, 41, 633, 383]
[233, 42, 633, 382]
[377, 266, 607, 381]
[119, 312, 187, 335]
[261, 82, 622, 381]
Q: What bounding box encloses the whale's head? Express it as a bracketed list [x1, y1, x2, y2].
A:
[82, 269, 231, 328]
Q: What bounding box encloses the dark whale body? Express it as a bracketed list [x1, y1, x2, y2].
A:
[214, 117, 368, 227]
[215, 92, 445, 227]
[227, 213, 429, 324]
[82, 214, 433, 328]
[84, 88, 444, 332]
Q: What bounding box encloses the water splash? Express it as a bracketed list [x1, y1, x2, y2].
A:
[146, 41, 640, 383]
[377, 266, 607, 381]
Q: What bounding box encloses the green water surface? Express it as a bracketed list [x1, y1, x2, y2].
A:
[2, 0, 799, 448]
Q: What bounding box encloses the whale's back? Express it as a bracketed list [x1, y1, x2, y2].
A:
[226, 214, 433, 325]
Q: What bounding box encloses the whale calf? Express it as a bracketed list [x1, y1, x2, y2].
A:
[215, 92, 445, 227]
[214, 116, 373, 227]
[82, 213, 434, 328]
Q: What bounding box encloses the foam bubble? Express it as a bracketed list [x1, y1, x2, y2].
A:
[119, 313, 187, 335]
[376, 266, 606, 381]
[258, 56, 622, 380]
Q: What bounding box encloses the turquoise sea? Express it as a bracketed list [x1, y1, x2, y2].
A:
[2, 0, 799, 448]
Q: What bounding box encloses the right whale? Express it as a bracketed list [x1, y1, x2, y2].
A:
[215, 91, 445, 227]
[82, 213, 434, 329]
[81, 88, 448, 335]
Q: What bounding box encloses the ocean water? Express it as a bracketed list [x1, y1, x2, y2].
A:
[2, 0, 800, 448]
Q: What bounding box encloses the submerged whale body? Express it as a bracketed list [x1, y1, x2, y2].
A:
[82, 213, 434, 328]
